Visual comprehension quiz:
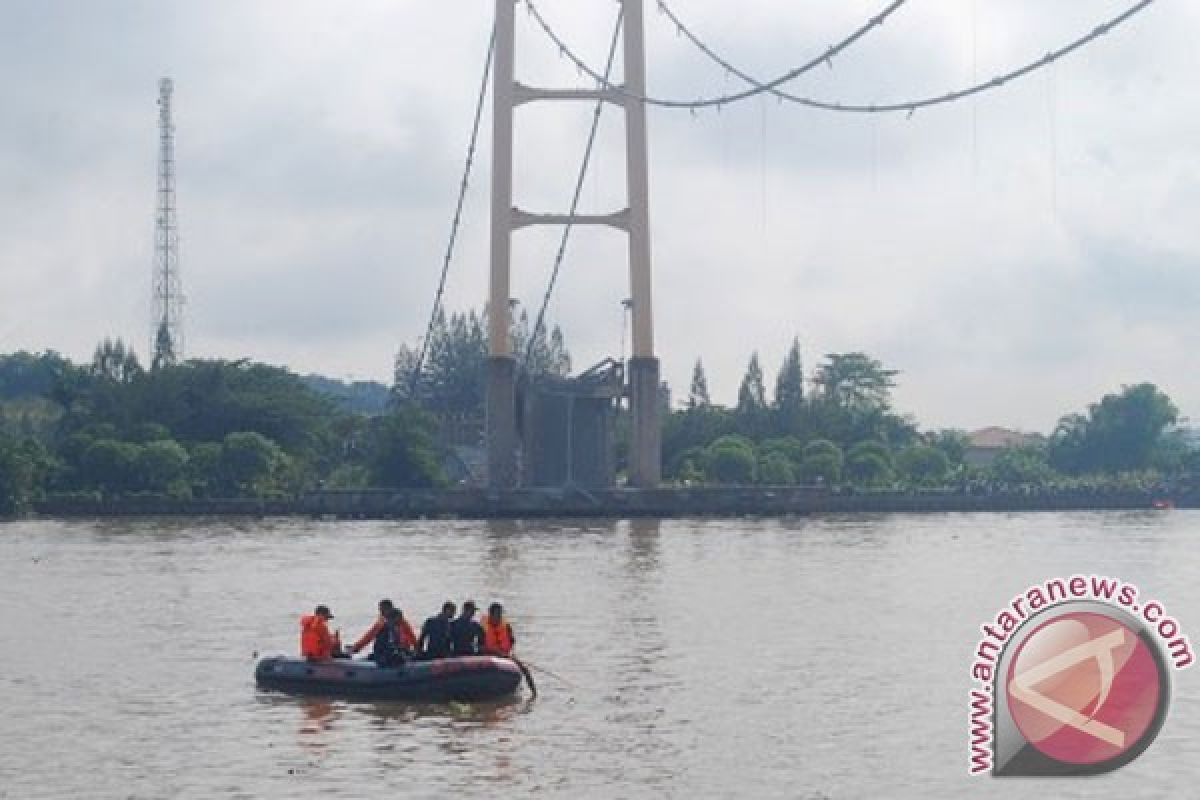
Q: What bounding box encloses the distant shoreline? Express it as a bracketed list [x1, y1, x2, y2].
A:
[25, 486, 1196, 520]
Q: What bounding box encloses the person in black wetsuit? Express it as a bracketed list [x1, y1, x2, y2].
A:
[418, 601, 456, 660]
[351, 601, 410, 667]
[449, 600, 485, 656]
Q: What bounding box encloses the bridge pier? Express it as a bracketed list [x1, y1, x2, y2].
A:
[486, 355, 518, 489]
[628, 356, 661, 488]
[487, 0, 661, 489]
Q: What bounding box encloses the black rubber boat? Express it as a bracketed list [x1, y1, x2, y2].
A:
[255, 654, 523, 702]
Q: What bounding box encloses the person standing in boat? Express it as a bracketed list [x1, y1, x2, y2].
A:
[418, 601, 456, 659]
[348, 598, 417, 666]
[480, 602, 516, 657]
[300, 605, 342, 662]
[449, 600, 485, 656]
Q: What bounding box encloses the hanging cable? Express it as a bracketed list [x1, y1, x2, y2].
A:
[522, 8, 625, 374]
[523, 0, 1157, 114]
[409, 27, 496, 398]
[523, 0, 905, 109]
[655, 0, 906, 106]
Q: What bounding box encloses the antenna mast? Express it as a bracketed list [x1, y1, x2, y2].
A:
[152, 77, 183, 368]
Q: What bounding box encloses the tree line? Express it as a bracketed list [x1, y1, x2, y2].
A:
[666, 340, 1197, 491]
[0, 341, 444, 515]
[0, 308, 574, 514]
[2, 323, 1196, 515]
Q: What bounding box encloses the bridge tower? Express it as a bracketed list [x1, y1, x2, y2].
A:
[488, 0, 660, 488]
[152, 77, 184, 369]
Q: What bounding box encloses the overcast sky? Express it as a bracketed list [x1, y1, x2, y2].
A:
[2, 1, 1196, 433]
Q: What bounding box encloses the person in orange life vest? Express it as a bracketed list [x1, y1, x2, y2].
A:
[393, 608, 418, 652]
[349, 599, 418, 665]
[480, 602, 515, 657]
[300, 605, 341, 661]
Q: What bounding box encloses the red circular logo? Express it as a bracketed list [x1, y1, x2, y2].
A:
[1006, 611, 1163, 765]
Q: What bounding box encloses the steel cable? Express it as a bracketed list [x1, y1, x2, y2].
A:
[523, 0, 905, 109]
[523, 0, 1157, 114]
[409, 27, 496, 398]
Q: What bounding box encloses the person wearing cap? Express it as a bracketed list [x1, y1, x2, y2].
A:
[418, 601, 456, 660]
[480, 602, 516, 657]
[300, 605, 341, 662]
[449, 600, 485, 656]
[349, 599, 418, 667]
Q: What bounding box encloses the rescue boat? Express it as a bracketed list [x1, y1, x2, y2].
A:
[254, 654, 523, 702]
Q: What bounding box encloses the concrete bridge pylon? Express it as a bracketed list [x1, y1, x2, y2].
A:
[487, 0, 660, 489]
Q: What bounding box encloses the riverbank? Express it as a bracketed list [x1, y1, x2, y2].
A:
[26, 486, 1196, 519]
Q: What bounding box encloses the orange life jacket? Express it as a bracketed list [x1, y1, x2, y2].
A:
[481, 617, 514, 655]
[300, 614, 335, 660]
[353, 614, 418, 653]
[397, 616, 418, 650]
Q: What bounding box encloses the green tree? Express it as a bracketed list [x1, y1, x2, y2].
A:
[392, 342, 425, 404]
[188, 442, 224, 497]
[91, 338, 143, 384]
[773, 338, 804, 419]
[758, 452, 796, 485]
[136, 439, 190, 494]
[152, 321, 177, 371]
[845, 440, 893, 486]
[324, 463, 371, 489]
[804, 352, 912, 449]
[1151, 427, 1195, 474]
[514, 310, 572, 378]
[687, 359, 711, 409]
[394, 306, 572, 415]
[0, 351, 72, 400]
[736, 353, 766, 414]
[895, 445, 950, 486]
[220, 432, 287, 497]
[368, 406, 445, 488]
[706, 434, 757, 484]
[129, 422, 171, 443]
[0, 433, 37, 515]
[663, 405, 735, 479]
[79, 439, 141, 494]
[677, 454, 706, 485]
[812, 352, 897, 412]
[393, 309, 486, 412]
[799, 439, 843, 484]
[924, 429, 969, 468]
[759, 436, 806, 469]
[0, 396, 61, 443]
[989, 446, 1056, 486]
[1049, 383, 1179, 474]
[735, 352, 768, 438]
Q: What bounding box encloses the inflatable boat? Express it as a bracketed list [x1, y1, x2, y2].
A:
[255, 654, 523, 702]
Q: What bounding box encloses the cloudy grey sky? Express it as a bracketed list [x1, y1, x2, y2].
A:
[2, 0, 1196, 433]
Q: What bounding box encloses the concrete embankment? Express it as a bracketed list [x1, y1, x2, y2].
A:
[30, 486, 1196, 519]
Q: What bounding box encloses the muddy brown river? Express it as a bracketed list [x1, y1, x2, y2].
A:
[2, 512, 1197, 798]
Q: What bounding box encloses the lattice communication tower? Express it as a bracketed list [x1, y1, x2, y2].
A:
[152, 77, 183, 368]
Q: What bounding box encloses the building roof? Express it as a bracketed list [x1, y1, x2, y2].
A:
[967, 426, 1041, 450]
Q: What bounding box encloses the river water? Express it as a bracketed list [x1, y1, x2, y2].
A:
[1, 512, 1198, 798]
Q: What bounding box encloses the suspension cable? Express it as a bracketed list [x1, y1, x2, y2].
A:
[657, 0, 1157, 113]
[523, 0, 1157, 114]
[522, 8, 625, 374]
[523, 0, 906, 110]
[409, 27, 495, 398]
[655, 0, 897, 106]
